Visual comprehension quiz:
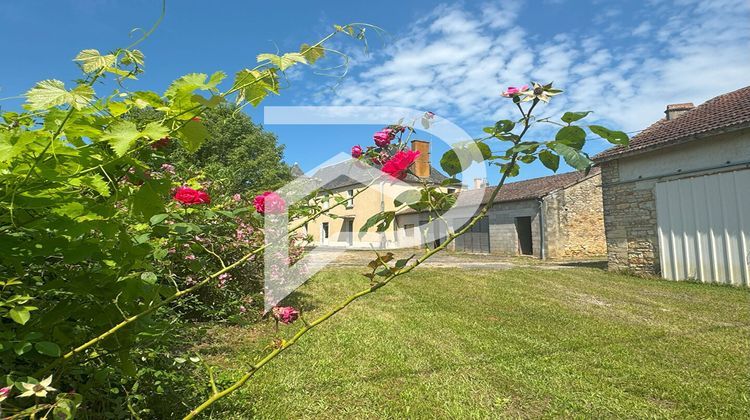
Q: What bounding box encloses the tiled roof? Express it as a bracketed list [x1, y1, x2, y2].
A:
[398, 168, 599, 214]
[460, 167, 600, 206]
[594, 85, 750, 162]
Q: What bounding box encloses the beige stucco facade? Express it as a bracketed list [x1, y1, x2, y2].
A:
[305, 181, 457, 248]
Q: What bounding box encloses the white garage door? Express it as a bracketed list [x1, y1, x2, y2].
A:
[655, 169, 750, 286]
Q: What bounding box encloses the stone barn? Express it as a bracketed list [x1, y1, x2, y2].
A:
[594, 86, 750, 286]
[395, 168, 606, 259]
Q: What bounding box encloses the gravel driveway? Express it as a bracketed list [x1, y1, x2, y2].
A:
[310, 249, 606, 270]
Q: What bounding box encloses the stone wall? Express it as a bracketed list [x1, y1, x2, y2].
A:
[543, 173, 607, 259]
[600, 161, 660, 274]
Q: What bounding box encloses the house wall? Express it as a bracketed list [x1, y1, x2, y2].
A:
[308, 182, 457, 248]
[600, 129, 750, 274]
[543, 173, 606, 259]
[487, 200, 541, 257]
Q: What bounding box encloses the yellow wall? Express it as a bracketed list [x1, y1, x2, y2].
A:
[305, 182, 457, 248]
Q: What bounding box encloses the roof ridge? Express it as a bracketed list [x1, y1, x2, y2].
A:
[594, 85, 750, 162]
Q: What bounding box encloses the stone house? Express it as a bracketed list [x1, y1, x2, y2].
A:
[395, 168, 606, 259]
[593, 86, 750, 286]
[302, 140, 458, 248]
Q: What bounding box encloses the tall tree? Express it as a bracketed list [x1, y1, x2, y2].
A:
[170, 105, 291, 192]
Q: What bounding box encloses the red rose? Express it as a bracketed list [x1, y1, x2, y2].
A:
[191, 117, 202, 122]
[173, 186, 211, 205]
[351, 145, 363, 158]
[253, 191, 286, 215]
[381, 150, 420, 180]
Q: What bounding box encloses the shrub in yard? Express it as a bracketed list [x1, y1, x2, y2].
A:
[0, 15, 366, 416]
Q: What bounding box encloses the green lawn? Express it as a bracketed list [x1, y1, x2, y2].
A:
[197, 267, 750, 419]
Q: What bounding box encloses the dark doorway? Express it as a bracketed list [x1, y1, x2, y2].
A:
[515, 216, 533, 255]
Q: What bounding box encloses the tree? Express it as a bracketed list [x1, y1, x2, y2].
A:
[170, 105, 292, 193]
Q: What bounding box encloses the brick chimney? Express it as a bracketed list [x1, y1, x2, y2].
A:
[664, 103, 694, 120]
[411, 140, 431, 178]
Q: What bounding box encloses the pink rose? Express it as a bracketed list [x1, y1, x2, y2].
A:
[381, 150, 420, 180]
[501, 85, 529, 98]
[351, 145, 363, 158]
[232, 193, 242, 202]
[160, 163, 176, 175]
[272, 306, 300, 324]
[0, 386, 11, 401]
[253, 191, 286, 215]
[373, 128, 395, 147]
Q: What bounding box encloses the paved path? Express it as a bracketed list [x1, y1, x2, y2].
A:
[311, 249, 606, 270]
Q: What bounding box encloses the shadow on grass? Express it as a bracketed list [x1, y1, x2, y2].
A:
[555, 260, 608, 270]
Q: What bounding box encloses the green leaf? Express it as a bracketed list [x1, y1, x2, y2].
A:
[102, 121, 140, 156]
[300, 43, 325, 64]
[394, 190, 422, 206]
[142, 122, 169, 140]
[440, 149, 462, 176]
[359, 213, 385, 236]
[555, 126, 586, 150]
[140, 272, 157, 285]
[69, 84, 95, 110]
[519, 155, 536, 164]
[25, 80, 93, 110]
[149, 213, 169, 225]
[178, 119, 209, 153]
[69, 174, 111, 197]
[494, 119, 515, 133]
[165, 72, 226, 99]
[74, 49, 116, 73]
[35, 341, 62, 357]
[472, 141, 492, 163]
[551, 143, 593, 170]
[539, 149, 560, 172]
[25, 80, 70, 110]
[561, 111, 592, 124]
[257, 52, 308, 71]
[9, 307, 31, 325]
[108, 101, 129, 117]
[14, 341, 32, 355]
[232, 69, 279, 106]
[589, 125, 629, 145]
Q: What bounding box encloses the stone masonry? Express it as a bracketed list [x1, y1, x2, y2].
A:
[543, 173, 607, 259]
[600, 161, 660, 274]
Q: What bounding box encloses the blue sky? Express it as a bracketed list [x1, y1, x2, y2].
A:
[1, 0, 749, 185]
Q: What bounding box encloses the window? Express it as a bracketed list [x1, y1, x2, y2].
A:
[346, 189, 354, 208]
[404, 224, 415, 237]
[447, 188, 456, 194]
[322, 222, 329, 239]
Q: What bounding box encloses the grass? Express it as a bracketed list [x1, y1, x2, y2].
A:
[194, 267, 750, 419]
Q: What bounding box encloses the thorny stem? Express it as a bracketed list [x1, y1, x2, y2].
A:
[34, 183, 375, 378]
[185, 102, 539, 419]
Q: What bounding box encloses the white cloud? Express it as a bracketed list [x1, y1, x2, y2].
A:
[314, 0, 750, 136]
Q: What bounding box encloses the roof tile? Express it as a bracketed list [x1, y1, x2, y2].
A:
[594, 85, 750, 162]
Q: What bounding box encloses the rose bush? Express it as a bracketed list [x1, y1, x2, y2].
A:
[0, 18, 371, 417]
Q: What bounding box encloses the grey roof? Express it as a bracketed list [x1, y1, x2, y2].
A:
[398, 168, 600, 214]
[310, 159, 452, 190]
[290, 163, 305, 178]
